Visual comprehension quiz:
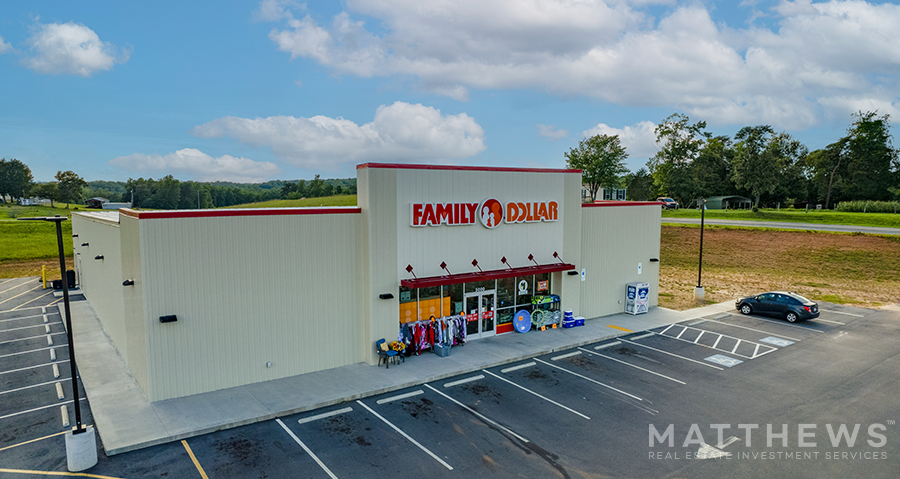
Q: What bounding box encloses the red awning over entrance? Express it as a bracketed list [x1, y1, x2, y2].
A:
[401, 263, 576, 289]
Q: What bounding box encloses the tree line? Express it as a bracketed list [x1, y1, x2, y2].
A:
[0, 162, 357, 209]
[567, 111, 900, 209]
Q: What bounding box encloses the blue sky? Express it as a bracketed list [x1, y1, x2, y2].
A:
[1, 0, 898, 183]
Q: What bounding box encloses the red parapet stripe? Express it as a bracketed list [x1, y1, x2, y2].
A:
[400, 263, 575, 289]
[118, 207, 361, 219]
[358, 162, 581, 174]
[583, 201, 661, 208]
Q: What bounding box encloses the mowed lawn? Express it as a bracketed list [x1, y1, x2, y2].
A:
[658, 225, 900, 310]
[662, 207, 900, 228]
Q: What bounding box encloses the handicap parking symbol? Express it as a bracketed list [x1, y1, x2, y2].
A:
[705, 354, 743, 367]
[759, 336, 794, 347]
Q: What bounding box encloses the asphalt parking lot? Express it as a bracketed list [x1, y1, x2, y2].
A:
[2, 276, 898, 478]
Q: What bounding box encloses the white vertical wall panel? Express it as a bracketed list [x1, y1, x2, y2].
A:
[120, 214, 149, 393]
[579, 205, 661, 318]
[138, 212, 362, 401]
[72, 214, 126, 357]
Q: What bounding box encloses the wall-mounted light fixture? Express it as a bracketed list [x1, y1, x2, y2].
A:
[72, 234, 79, 238]
[159, 315, 177, 323]
[440, 261, 451, 276]
[122, 279, 134, 286]
[552, 251, 565, 264]
[471, 259, 483, 273]
[650, 258, 659, 262]
[94, 255, 104, 260]
[81, 243, 89, 247]
[405, 264, 417, 280]
[567, 271, 579, 276]
[379, 293, 394, 300]
[500, 256, 512, 269]
[528, 254, 539, 266]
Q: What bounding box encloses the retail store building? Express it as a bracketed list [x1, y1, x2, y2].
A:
[72, 163, 661, 402]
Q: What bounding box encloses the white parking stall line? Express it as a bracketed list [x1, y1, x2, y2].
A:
[482, 369, 590, 420]
[0, 345, 67, 359]
[357, 400, 453, 470]
[753, 348, 778, 359]
[813, 317, 847, 325]
[705, 319, 802, 342]
[0, 305, 51, 314]
[743, 315, 825, 333]
[712, 335, 722, 349]
[0, 312, 58, 324]
[501, 362, 536, 373]
[619, 339, 724, 370]
[659, 324, 677, 335]
[551, 351, 581, 361]
[444, 375, 484, 388]
[595, 341, 621, 349]
[659, 325, 776, 360]
[0, 398, 87, 421]
[424, 384, 530, 443]
[752, 344, 760, 358]
[577, 348, 686, 385]
[376, 390, 424, 404]
[694, 331, 705, 344]
[675, 327, 688, 339]
[730, 339, 741, 354]
[276, 419, 339, 479]
[0, 379, 69, 396]
[0, 322, 63, 334]
[533, 358, 644, 401]
[0, 332, 65, 345]
[297, 407, 353, 425]
[818, 309, 862, 318]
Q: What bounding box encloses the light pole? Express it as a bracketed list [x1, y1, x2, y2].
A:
[694, 198, 706, 302]
[17, 215, 97, 471]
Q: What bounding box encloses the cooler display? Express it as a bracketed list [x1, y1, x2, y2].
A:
[625, 282, 649, 315]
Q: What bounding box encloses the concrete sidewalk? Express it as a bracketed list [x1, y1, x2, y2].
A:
[66, 299, 737, 455]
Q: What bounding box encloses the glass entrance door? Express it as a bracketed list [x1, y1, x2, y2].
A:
[464, 290, 496, 340]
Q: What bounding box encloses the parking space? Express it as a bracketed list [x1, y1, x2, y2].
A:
[1, 296, 897, 478]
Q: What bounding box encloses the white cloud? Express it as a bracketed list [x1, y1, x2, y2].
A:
[192, 101, 486, 169]
[536, 124, 568, 140]
[23, 21, 129, 76]
[583, 121, 659, 160]
[0, 35, 12, 54]
[254, 0, 304, 22]
[262, 0, 900, 130]
[108, 148, 281, 183]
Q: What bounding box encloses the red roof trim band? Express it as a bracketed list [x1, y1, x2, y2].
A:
[358, 162, 581, 174]
[400, 263, 575, 289]
[119, 207, 362, 219]
[583, 201, 661, 208]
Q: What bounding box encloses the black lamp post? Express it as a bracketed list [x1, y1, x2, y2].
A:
[18, 215, 86, 434]
[695, 198, 706, 301]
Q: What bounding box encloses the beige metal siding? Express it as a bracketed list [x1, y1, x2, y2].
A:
[120, 215, 149, 394]
[579, 205, 661, 318]
[72, 214, 126, 357]
[139, 213, 362, 401]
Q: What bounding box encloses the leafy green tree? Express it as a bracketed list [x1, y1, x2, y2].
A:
[690, 135, 733, 200]
[765, 132, 809, 206]
[843, 111, 898, 201]
[55, 170, 88, 208]
[806, 140, 846, 209]
[0, 158, 34, 203]
[564, 134, 629, 202]
[731, 127, 808, 207]
[648, 113, 707, 205]
[308, 174, 326, 198]
[35, 182, 59, 207]
[624, 168, 652, 201]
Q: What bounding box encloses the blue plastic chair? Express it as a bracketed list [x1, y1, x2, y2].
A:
[376, 339, 398, 368]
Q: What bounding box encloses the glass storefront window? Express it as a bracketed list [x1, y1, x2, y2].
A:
[514, 275, 533, 308]
[496, 307, 514, 325]
[448, 283, 464, 316]
[399, 286, 417, 324]
[534, 273, 550, 295]
[465, 279, 496, 293]
[497, 277, 515, 309]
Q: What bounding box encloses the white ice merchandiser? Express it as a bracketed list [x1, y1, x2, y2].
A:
[625, 282, 649, 315]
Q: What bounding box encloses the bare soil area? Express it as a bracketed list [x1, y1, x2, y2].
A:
[659, 226, 900, 311]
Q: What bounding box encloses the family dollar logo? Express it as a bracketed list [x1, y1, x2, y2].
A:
[479, 198, 504, 228]
[411, 199, 558, 228]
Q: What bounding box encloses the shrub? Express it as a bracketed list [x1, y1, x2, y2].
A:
[752, 206, 759, 213]
[835, 200, 900, 213]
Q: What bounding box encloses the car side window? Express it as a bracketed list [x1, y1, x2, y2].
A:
[760, 293, 776, 302]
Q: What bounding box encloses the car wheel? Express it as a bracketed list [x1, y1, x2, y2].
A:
[740, 304, 752, 315]
[785, 311, 799, 323]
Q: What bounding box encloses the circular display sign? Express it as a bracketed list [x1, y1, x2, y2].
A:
[513, 309, 532, 333]
[478, 198, 504, 228]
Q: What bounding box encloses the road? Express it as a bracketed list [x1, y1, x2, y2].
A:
[662, 217, 900, 235]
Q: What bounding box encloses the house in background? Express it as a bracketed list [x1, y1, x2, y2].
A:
[705, 196, 752, 209]
[86, 198, 109, 209]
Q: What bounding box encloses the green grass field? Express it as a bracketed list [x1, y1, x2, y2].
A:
[221, 195, 358, 208]
[662, 208, 900, 228]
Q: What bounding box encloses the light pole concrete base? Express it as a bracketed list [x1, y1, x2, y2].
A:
[65, 426, 98, 472]
[694, 286, 705, 301]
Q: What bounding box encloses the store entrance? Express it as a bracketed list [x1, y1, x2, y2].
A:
[464, 290, 496, 340]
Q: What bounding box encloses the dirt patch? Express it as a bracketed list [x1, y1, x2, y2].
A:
[401, 397, 435, 419]
[659, 226, 900, 311]
[462, 383, 503, 404]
